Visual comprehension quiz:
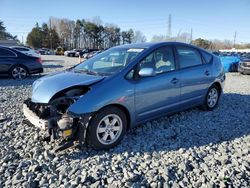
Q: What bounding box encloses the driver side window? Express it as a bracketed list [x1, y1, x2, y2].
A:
[139, 46, 176, 75]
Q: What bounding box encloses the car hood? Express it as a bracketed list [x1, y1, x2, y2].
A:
[31, 71, 104, 103]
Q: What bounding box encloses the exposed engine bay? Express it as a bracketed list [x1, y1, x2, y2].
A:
[23, 86, 91, 152]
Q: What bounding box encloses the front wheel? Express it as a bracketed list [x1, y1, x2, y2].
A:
[86, 107, 127, 150]
[10, 65, 28, 79]
[201, 85, 220, 111]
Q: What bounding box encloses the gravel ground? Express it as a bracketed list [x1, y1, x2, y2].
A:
[0, 55, 249, 188]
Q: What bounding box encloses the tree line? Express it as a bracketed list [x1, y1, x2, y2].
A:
[151, 33, 250, 51]
[26, 17, 146, 50]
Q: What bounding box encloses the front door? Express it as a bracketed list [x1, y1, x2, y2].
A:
[135, 46, 181, 122]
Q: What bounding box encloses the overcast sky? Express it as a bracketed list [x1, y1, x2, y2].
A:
[1, 0, 250, 43]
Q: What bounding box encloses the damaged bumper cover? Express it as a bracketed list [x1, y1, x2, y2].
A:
[23, 98, 93, 151]
[23, 102, 48, 130]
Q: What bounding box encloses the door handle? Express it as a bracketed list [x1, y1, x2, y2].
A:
[205, 70, 210, 76]
[171, 78, 179, 84]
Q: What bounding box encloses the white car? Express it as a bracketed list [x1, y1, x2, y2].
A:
[11, 46, 40, 57]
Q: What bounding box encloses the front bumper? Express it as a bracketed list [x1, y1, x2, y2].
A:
[23, 103, 48, 130]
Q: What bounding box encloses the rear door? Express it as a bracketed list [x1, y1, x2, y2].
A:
[0, 48, 17, 74]
[135, 46, 181, 122]
[175, 45, 213, 106]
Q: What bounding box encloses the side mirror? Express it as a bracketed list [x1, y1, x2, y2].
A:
[138, 68, 155, 77]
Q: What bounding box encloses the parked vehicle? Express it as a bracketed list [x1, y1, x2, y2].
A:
[0, 46, 43, 79]
[64, 49, 82, 57]
[239, 54, 250, 74]
[55, 47, 64, 55]
[219, 56, 240, 72]
[11, 46, 40, 57]
[38, 48, 52, 55]
[23, 42, 225, 150]
[81, 49, 100, 58]
[85, 50, 102, 59]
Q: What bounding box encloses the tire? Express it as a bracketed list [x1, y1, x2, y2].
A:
[10, 65, 28, 79]
[69, 53, 73, 57]
[86, 106, 127, 150]
[201, 85, 220, 111]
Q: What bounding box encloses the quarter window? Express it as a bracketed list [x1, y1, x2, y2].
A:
[201, 51, 213, 64]
[0, 48, 16, 57]
[139, 46, 176, 75]
[176, 46, 202, 68]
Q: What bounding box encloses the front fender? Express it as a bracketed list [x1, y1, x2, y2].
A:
[67, 77, 136, 126]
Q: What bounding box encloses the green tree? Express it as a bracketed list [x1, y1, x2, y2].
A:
[50, 28, 60, 49]
[27, 22, 60, 49]
[192, 38, 211, 49]
[0, 20, 17, 40]
[26, 23, 43, 48]
[122, 29, 134, 44]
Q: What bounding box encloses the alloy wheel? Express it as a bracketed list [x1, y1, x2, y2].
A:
[207, 88, 218, 108]
[96, 114, 123, 145]
[12, 66, 27, 79]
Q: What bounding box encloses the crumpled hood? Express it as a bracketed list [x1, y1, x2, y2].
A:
[31, 71, 104, 103]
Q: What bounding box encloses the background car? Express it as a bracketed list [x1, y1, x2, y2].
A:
[238, 54, 250, 74]
[0, 46, 43, 79]
[80, 48, 100, 58]
[11, 46, 40, 57]
[55, 47, 64, 55]
[23, 42, 225, 150]
[85, 50, 102, 59]
[64, 49, 82, 57]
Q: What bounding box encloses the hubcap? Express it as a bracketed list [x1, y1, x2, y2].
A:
[207, 88, 218, 108]
[12, 67, 27, 79]
[96, 114, 123, 145]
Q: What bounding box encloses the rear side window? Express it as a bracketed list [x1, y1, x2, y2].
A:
[201, 51, 213, 63]
[0, 48, 16, 57]
[176, 46, 203, 68]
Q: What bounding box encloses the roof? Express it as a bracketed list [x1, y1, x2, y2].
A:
[114, 42, 195, 49]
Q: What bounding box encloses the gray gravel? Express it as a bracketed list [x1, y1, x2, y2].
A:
[0, 55, 250, 187]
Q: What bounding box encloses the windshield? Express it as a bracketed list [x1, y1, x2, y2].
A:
[74, 47, 144, 76]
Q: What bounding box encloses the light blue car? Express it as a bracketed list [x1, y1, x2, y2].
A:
[23, 42, 225, 150]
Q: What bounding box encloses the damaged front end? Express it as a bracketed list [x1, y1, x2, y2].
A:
[23, 86, 91, 152]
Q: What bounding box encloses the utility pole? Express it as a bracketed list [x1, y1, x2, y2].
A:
[49, 18, 52, 50]
[22, 36, 23, 45]
[190, 28, 193, 44]
[233, 31, 237, 48]
[168, 14, 172, 39]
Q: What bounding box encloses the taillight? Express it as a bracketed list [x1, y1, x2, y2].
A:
[36, 57, 42, 64]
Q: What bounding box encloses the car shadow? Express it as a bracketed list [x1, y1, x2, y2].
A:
[65, 93, 250, 159]
[42, 60, 65, 63]
[43, 64, 64, 69]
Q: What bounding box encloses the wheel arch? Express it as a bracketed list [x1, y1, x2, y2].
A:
[211, 81, 222, 95]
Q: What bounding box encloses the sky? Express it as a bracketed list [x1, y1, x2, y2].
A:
[1, 0, 250, 44]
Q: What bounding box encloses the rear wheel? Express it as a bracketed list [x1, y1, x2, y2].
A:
[86, 106, 127, 150]
[10, 65, 28, 79]
[201, 85, 220, 111]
